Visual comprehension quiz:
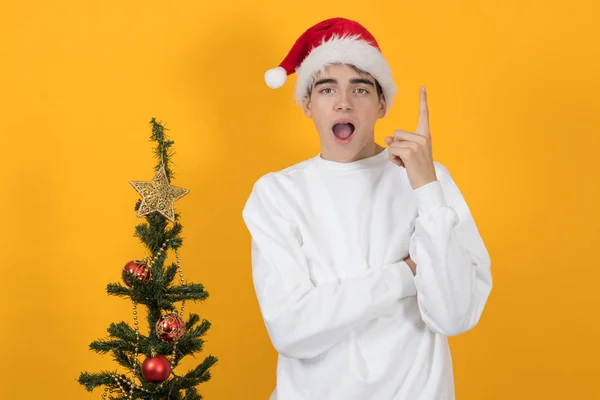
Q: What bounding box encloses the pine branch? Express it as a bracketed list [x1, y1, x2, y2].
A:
[78, 371, 118, 391]
[133, 218, 182, 255]
[149, 117, 176, 181]
[165, 263, 178, 286]
[106, 278, 157, 305]
[185, 314, 201, 330]
[90, 338, 135, 354]
[108, 322, 138, 342]
[112, 349, 138, 371]
[149, 254, 169, 286]
[178, 355, 218, 389]
[175, 339, 205, 362]
[167, 223, 183, 246]
[172, 319, 212, 361]
[182, 387, 202, 400]
[107, 283, 131, 298]
[107, 280, 207, 312]
[186, 319, 212, 339]
[166, 284, 209, 302]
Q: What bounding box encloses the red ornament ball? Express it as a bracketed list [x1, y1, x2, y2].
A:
[122, 260, 149, 287]
[142, 354, 171, 383]
[156, 313, 186, 343]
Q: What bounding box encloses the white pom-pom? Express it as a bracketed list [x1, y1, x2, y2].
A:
[265, 67, 287, 89]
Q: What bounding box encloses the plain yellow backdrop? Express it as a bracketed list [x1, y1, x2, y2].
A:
[1, 0, 599, 398]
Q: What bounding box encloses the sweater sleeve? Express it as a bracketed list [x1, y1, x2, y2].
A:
[409, 162, 493, 336]
[242, 174, 418, 359]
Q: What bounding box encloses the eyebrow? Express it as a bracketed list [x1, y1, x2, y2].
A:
[349, 78, 375, 87]
[314, 78, 375, 87]
[314, 78, 337, 87]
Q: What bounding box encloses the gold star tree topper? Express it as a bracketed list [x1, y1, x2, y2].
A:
[129, 164, 189, 223]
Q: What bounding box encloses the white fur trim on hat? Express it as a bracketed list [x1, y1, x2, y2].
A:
[294, 35, 397, 113]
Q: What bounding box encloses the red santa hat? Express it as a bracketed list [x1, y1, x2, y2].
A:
[264, 17, 397, 113]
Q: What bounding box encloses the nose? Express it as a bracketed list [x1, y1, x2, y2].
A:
[334, 91, 353, 112]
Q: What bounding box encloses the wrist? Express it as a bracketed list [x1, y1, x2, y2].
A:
[412, 176, 437, 190]
[413, 179, 446, 215]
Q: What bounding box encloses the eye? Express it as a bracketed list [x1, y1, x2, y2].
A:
[354, 88, 369, 95]
[319, 88, 334, 94]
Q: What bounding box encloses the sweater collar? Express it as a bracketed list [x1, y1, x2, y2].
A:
[313, 147, 389, 172]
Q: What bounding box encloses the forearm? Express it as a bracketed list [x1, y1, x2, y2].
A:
[256, 258, 417, 359]
[410, 179, 492, 336]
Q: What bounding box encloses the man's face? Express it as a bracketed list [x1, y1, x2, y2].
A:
[302, 63, 386, 163]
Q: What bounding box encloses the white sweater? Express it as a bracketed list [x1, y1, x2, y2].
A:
[242, 147, 492, 400]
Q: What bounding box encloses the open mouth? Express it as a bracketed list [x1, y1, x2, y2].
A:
[332, 122, 355, 141]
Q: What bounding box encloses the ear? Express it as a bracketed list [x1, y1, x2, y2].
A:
[377, 96, 386, 118]
[302, 95, 313, 118]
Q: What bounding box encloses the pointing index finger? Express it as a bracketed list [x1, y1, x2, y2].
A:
[416, 86, 430, 137]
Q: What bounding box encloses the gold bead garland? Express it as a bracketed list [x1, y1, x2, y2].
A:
[168, 247, 186, 368]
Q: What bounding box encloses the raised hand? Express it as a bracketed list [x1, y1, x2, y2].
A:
[384, 86, 437, 190]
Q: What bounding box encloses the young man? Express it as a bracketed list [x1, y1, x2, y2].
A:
[242, 18, 492, 400]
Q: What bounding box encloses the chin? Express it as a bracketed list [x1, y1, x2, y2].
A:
[325, 137, 370, 161]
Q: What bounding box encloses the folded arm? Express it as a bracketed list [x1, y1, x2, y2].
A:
[242, 174, 417, 359]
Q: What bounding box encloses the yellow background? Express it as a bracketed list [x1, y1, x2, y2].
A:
[1, 0, 599, 398]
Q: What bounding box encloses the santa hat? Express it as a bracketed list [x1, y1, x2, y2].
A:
[264, 17, 397, 113]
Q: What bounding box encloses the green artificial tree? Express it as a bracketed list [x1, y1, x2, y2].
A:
[78, 118, 217, 399]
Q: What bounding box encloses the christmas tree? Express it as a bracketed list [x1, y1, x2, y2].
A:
[78, 118, 218, 399]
